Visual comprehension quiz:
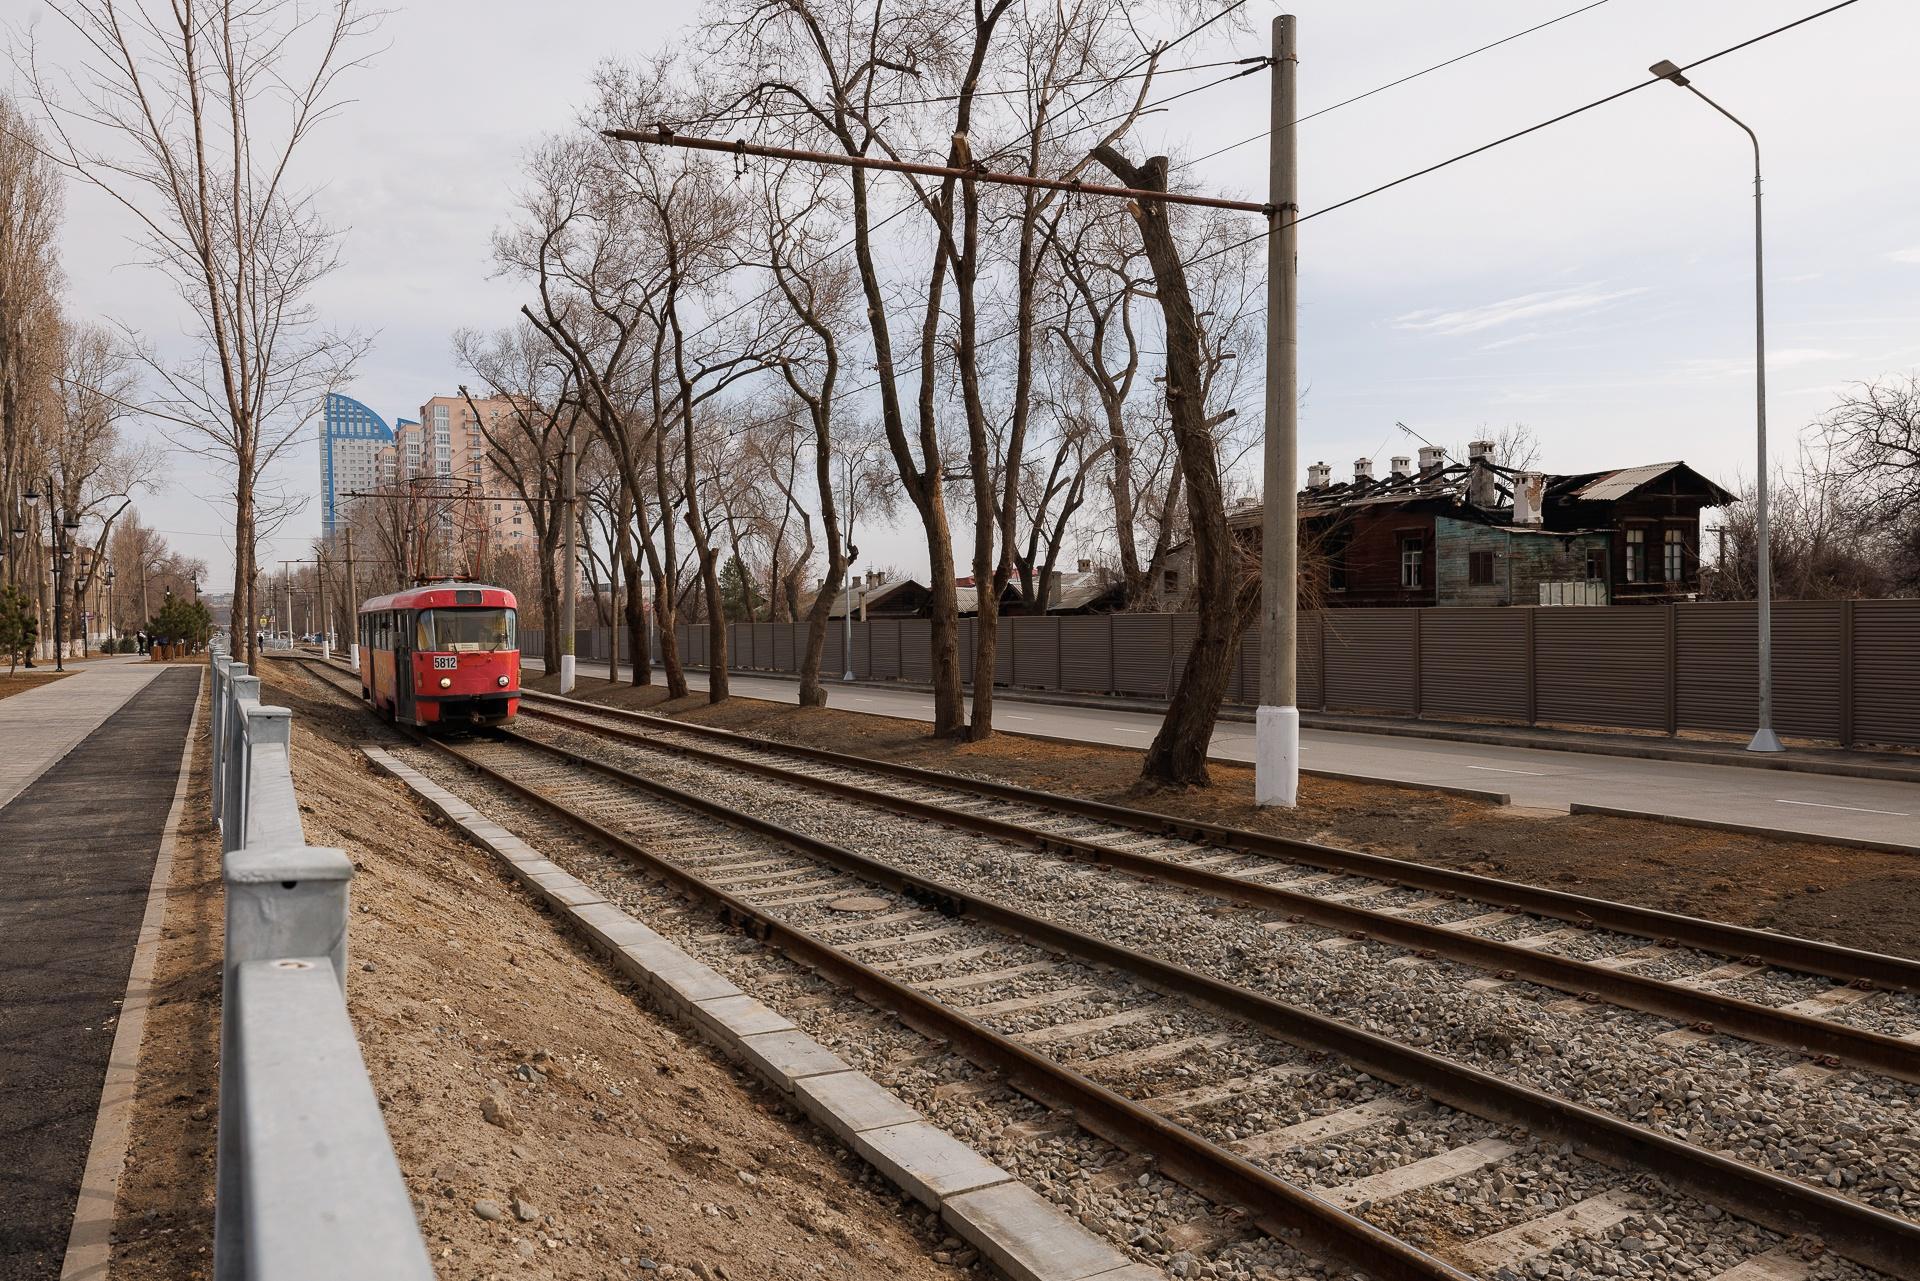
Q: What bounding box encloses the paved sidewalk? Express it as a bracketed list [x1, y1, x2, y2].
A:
[0, 659, 176, 812]
[0, 666, 201, 1281]
[536, 658, 1920, 852]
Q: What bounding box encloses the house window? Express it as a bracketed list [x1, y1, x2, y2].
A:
[1664, 528, 1685, 582]
[1626, 528, 1646, 583]
[1585, 547, 1606, 581]
[1399, 536, 1424, 589]
[1468, 549, 1495, 586]
[1162, 569, 1179, 593]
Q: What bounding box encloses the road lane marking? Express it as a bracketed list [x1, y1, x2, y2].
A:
[1465, 765, 1547, 776]
[1776, 799, 1908, 816]
[1003, 715, 1035, 721]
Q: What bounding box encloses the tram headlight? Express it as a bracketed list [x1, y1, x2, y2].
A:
[439, 676, 452, 689]
[497, 675, 510, 687]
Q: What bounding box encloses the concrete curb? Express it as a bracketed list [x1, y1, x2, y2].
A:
[360, 745, 1157, 1281]
[1567, 803, 1920, 859]
[562, 660, 1920, 786]
[59, 668, 206, 1280]
[999, 725, 1512, 806]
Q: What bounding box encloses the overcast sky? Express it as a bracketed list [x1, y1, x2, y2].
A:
[21, 0, 1920, 590]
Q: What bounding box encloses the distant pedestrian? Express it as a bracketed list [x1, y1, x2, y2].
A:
[136, 630, 148, 655]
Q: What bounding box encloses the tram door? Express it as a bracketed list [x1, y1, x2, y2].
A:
[394, 608, 415, 719]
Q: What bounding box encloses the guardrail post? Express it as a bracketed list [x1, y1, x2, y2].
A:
[210, 654, 229, 826]
[224, 674, 262, 854]
[217, 844, 355, 1279]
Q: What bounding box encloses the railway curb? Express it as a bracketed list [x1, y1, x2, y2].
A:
[1567, 802, 1920, 858]
[359, 744, 1157, 1281]
[580, 660, 1920, 785]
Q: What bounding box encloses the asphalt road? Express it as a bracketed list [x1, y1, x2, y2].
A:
[536, 658, 1920, 850]
[0, 668, 200, 1281]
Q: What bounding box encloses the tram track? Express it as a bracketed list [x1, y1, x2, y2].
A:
[283, 657, 1919, 1281]
[513, 689, 1920, 1081]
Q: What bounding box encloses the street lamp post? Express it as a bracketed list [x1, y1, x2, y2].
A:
[1650, 59, 1782, 753]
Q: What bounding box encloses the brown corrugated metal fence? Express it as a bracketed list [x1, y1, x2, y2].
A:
[633, 601, 1913, 747]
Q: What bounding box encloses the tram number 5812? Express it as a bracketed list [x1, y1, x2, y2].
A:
[433, 655, 459, 670]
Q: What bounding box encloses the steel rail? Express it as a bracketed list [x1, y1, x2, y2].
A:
[473, 717, 1920, 1280]
[518, 688, 1920, 993]
[517, 700, 1920, 1083]
[285, 658, 1467, 1277]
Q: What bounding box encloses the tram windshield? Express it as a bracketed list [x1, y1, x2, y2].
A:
[415, 607, 516, 652]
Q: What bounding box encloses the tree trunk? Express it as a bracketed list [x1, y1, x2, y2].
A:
[1093, 146, 1239, 788]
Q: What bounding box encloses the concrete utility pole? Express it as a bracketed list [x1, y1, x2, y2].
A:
[1649, 59, 1781, 754]
[1256, 12, 1301, 808]
[281, 560, 294, 644]
[560, 430, 578, 694]
[842, 455, 855, 683]
[318, 546, 331, 661]
[345, 526, 360, 667]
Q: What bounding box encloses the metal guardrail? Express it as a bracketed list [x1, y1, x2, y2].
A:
[207, 651, 433, 1280]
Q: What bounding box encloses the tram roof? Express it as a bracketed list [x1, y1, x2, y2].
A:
[359, 581, 517, 613]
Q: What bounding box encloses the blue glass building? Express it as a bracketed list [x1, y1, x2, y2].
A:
[321, 392, 396, 539]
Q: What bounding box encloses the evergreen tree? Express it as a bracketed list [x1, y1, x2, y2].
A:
[0, 586, 38, 674]
[719, 555, 761, 623]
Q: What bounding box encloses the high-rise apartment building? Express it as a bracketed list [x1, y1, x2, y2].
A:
[411, 394, 535, 560]
[320, 393, 395, 539]
[324, 390, 535, 582]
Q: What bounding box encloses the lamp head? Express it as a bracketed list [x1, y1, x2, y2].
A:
[1650, 59, 1690, 86]
[23, 486, 41, 504]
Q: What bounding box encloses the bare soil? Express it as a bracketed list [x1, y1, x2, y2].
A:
[528, 673, 1920, 961]
[0, 671, 70, 700]
[115, 662, 961, 1280]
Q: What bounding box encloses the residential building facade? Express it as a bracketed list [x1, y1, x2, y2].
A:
[1161, 442, 1734, 610]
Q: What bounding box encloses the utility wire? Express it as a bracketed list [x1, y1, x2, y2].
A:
[660, 0, 1254, 352]
[1297, 0, 1865, 226]
[667, 57, 1260, 132]
[1180, 0, 1614, 170]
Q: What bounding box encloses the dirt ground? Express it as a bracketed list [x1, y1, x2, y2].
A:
[114, 663, 962, 1280]
[0, 671, 69, 700]
[528, 672, 1920, 961]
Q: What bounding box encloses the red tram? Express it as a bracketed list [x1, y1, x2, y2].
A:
[358, 581, 520, 729]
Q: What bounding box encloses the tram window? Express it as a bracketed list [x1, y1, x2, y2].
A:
[415, 608, 516, 652]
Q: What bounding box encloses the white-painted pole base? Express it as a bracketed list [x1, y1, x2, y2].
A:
[1746, 726, 1785, 753]
[1255, 705, 1299, 808]
[559, 653, 577, 695]
[348, 644, 359, 669]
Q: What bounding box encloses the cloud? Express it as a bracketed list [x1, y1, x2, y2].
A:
[1891, 247, 1920, 264]
[1478, 332, 1543, 352]
[1391, 285, 1649, 337]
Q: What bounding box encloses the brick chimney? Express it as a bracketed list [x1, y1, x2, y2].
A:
[1418, 445, 1446, 472]
[1513, 471, 1547, 525]
[1306, 461, 1332, 490]
[1467, 439, 1498, 507]
[1076, 558, 1092, 573]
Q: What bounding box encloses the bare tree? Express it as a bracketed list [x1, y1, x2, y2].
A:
[1091, 143, 1244, 787]
[51, 322, 157, 654]
[1817, 374, 1920, 532]
[0, 92, 63, 592]
[24, 0, 377, 669]
[454, 324, 583, 675]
